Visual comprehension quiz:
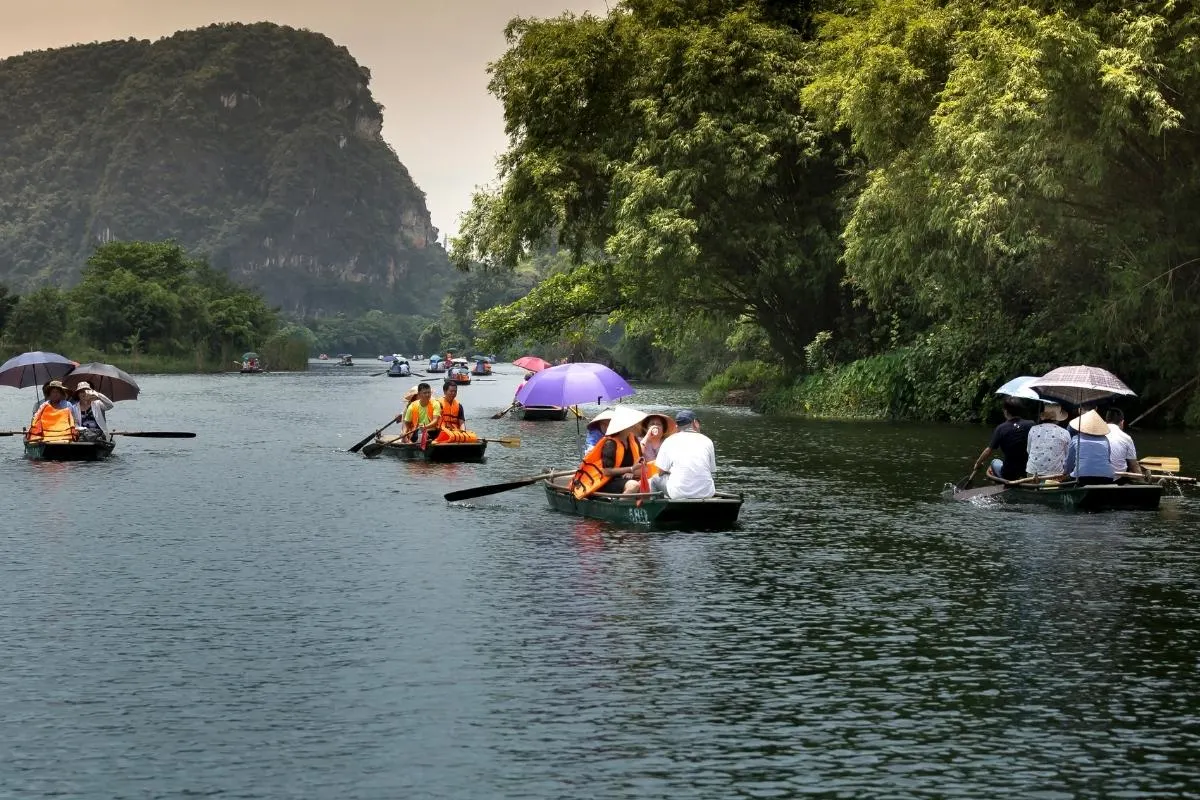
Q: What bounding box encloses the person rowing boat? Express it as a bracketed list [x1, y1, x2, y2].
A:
[396, 382, 441, 444]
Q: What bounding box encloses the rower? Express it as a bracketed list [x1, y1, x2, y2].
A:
[439, 381, 465, 431]
[395, 382, 441, 444]
[28, 380, 79, 443]
[569, 408, 646, 499]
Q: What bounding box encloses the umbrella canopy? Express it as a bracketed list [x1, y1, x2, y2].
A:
[242, 352, 259, 360]
[513, 355, 552, 373]
[63, 362, 141, 401]
[1030, 365, 1136, 406]
[0, 351, 76, 389]
[995, 375, 1042, 401]
[516, 362, 635, 407]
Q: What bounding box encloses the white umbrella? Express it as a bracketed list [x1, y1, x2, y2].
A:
[995, 375, 1041, 401]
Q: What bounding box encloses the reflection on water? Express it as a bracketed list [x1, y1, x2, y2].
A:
[0, 366, 1198, 797]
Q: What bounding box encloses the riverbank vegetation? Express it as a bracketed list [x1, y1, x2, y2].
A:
[0, 241, 306, 371]
[453, 0, 1200, 424]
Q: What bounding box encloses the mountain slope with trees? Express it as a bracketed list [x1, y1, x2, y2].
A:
[0, 22, 456, 316]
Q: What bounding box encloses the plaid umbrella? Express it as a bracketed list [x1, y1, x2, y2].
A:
[1029, 365, 1135, 406]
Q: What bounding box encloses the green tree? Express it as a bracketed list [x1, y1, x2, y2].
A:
[454, 0, 852, 366]
[4, 287, 69, 351]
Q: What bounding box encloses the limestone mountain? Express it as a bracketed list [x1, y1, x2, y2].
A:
[0, 22, 454, 315]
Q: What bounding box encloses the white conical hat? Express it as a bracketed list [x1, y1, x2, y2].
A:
[587, 407, 616, 428]
[604, 406, 648, 436]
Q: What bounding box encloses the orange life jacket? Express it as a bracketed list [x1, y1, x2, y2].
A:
[571, 433, 640, 499]
[28, 403, 77, 443]
[434, 429, 479, 443]
[440, 397, 464, 429]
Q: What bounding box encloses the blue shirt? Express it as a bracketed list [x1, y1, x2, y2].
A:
[1064, 433, 1114, 480]
[585, 427, 604, 449]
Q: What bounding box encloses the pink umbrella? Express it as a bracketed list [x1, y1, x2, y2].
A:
[513, 356, 552, 373]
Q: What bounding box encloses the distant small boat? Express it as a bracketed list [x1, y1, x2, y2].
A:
[387, 359, 411, 377]
[516, 405, 568, 421]
[318, 354, 330, 360]
[428, 356, 446, 373]
[337, 354, 354, 367]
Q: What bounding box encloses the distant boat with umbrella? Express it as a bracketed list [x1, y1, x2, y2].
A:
[509, 355, 567, 419]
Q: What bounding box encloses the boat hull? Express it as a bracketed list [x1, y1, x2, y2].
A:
[994, 482, 1163, 511]
[544, 479, 742, 530]
[369, 437, 487, 463]
[24, 439, 115, 462]
[517, 405, 569, 421]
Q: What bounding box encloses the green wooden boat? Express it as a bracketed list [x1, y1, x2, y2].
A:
[24, 439, 116, 462]
[967, 474, 1164, 511]
[516, 405, 569, 421]
[543, 478, 742, 530]
[364, 435, 487, 463]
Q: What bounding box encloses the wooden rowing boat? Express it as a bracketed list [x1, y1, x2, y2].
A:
[950, 473, 1164, 510]
[543, 477, 742, 529]
[364, 435, 487, 463]
[516, 405, 569, 421]
[24, 439, 116, 462]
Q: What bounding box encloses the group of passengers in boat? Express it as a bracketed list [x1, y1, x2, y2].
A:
[27, 380, 114, 444]
[974, 397, 1142, 485]
[573, 407, 717, 500]
[392, 381, 477, 446]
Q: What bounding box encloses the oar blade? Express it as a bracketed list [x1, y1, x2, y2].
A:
[491, 437, 521, 449]
[444, 469, 574, 502]
[110, 431, 197, 438]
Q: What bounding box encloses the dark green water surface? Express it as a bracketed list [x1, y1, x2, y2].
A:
[2, 362, 1198, 798]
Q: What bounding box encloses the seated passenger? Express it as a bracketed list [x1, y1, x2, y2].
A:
[396, 382, 441, 444]
[72, 381, 114, 442]
[973, 397, 1034, 481]
[28, 380, 80, 443]
[570, 408, 647, 499]
[1025, 403, 1070, 477]
[1105, 408, 1143, 481]
[647, 409, 716, 499]
[1065, 409, 1116, 485]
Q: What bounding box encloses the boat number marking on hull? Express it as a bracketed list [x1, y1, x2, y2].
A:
[627, 507, 649, 525]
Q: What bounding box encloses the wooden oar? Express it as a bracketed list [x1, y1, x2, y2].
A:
[481, 436, 521, 449]
[444, 469, 577, 502]
[570, 405, 583, 419]
[348, 418, 398, 453]
[1140, 456, 1181, 473]
[491, 402, 517, 419]
[109, 431, 197, 438]
[0, 430, 25, 436]
[954, 468, 978, 491]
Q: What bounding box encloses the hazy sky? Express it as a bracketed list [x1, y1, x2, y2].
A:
[0, 0, 611, 239]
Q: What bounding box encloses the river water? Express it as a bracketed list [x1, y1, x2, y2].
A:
[1, 361, 1198, 798]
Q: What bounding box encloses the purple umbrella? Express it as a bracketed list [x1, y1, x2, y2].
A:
[515, 362, 635, 407]
[0, 351, 76, 389]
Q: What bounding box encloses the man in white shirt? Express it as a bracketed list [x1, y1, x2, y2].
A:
[1105, 408, 1142, 478]
[649, 409, 716, 499]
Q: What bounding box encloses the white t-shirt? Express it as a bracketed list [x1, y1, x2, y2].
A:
[1107, 423, 1138, 473]
[652, 430, 716, 499]
[1026, 422, 1070, 476]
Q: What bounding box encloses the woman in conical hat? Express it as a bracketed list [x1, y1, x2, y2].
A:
[1063, 409, 1116, 485]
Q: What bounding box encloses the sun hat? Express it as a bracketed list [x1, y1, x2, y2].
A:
[675, 409, 697, 426]
[587, 408, 616, 429]
[1069, 409, 1110, 436]
[403, 385, 420, 404]
[604, 406, 649, 436]
[44, 379, 69, 395]
[1041, 403, 1068, 422]
[642, 412, 677, 438]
